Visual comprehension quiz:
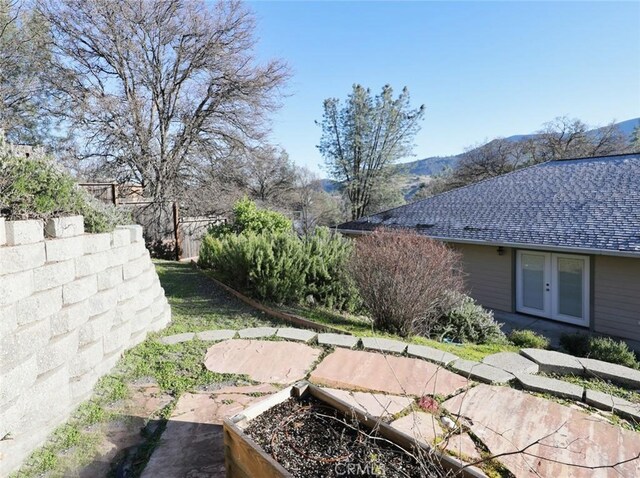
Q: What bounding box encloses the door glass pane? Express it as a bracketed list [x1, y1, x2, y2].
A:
[558, 257, 583, 318]
[522, 254, 545, 310]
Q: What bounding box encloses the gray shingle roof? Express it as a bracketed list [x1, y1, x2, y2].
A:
[338, 153, 640, 254]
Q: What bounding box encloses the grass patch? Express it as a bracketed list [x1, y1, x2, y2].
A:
[154, 260, 281, 334]
[117, 339, 241, 395]
[542, 373, 640, 404]
[282, 304, 518, 361]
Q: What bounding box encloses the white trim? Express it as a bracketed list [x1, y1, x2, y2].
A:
[516, 251, 552, 318]
[516, 250, 590, 327]
[551, 253, 590, 327]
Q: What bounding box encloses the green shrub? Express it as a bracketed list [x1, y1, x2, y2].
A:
[0, 153, 129, 233]
[431, 293, 507, 344]
[198, 227, 357, 309]
[78, 192, 131, 233]
[561, 333, 639, 369]
[559, 333, 591, 358]
[0, 155, 81, 216]
[208, 197, 291, 238]
[303, 227, 359, 311]
[509, 329, 550, 349]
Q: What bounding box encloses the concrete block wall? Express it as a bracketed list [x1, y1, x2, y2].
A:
[0, 216, 171, 475]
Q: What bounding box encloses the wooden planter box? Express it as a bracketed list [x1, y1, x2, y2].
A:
[223, 381, 487, 478]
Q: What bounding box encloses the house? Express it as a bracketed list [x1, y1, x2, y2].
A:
[338, 152, 640, 345]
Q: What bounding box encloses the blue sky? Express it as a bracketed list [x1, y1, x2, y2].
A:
[248, 1, 640, 174]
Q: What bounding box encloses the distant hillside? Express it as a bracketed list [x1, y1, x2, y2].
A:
[394, 155, 459, 176]
[320, 117, 639, 194]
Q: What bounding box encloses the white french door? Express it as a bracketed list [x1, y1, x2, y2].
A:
[516, 251, 590, 327]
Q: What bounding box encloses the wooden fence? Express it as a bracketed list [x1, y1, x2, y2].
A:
[79, 183, 220, 260]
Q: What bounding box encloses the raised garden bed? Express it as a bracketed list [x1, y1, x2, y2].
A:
[223, 382, 486, 478]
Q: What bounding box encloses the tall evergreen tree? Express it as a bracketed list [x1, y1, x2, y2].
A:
[317, 84, 424, 220]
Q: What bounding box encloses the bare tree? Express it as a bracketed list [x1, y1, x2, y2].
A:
[416, 117, 632, 198]
[38, 0, 289, 206]
[527, 116, 630, 163]
[242, 145, 297, 204]
[0, 0, 51, 144]
[414, 138, 528, 196]
[291, 167, 344, 234]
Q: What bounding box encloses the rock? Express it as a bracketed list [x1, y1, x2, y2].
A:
[310, 348, 469, 396]
[275, 327, 317, 343]
[317, 333, 359, 349]
[321, 388, 413, 418]
[361, 337, 407, 354]
[443, 384, 640, 477]
[519, 348, 583, 375]
[204, 339, 321, 384]
[483, 352, 539, 375]
[584, 389, 640, 422]
[140, 391, 270, 478]
[237, 327, 277, 339]
[391, 412, 443, 444]
[406, 344, 458, 366]
[578, 357, 640, 389]
[159, 333, 194, 345]
[450, 359, 515, 384]
[514, 373, 584, 401]
[195, 329, 236, 341]
[443, 433, 482, 461]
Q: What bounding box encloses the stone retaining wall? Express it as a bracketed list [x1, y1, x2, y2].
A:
[0, 216, 170, 475]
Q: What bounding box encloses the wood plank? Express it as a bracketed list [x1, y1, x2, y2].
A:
[224, 420, 293, 478]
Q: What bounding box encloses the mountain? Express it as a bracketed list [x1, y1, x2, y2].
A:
[320, 117, 639, 194]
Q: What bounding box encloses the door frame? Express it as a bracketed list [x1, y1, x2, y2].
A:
[515, 251, 552, 318]
[515, 250, 590, 327]
[550, 252, 590, 327]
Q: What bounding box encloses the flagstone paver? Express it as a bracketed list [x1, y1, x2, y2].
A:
[578, 357, 640, 388]
[514, 373, 584, 401]
[141, 391, 269, 478]
[211, 383, 279, 395]
[196, 329, 237, 341]
[443, 384, 640, 477]
[443, 433, 482, 461]
[317, 332, 359, 348]
[275, 327, 317, 343]
[450, 359, 514, 384]
[519, 348, 583, 375]
[309, 348, 469, 396]
[203, 339, 321, 384]
[391, 411, 443, 444]
[159, 332, 194, 345]
[321, 387, 413, 418]
[361, 337, 407, 354]
[585, 389, 640, 422]
[406, 344, 458, 366]
[482, 352, 539, 375]
[237, 326, 278, 339]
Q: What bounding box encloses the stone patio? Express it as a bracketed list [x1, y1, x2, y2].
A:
[138, 334, 640, 477]
[141, 387, 271, 478]
[443, 385, 640, 477]
[309, 347, 470, 396]
[203, 339, 321, 384]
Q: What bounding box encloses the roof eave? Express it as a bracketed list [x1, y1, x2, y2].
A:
[337, 228, 640, 258]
